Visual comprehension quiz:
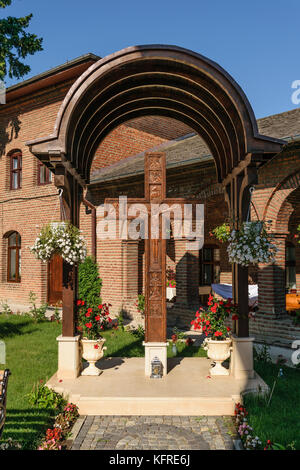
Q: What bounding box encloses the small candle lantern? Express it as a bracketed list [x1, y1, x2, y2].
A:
[150, 356, 162, 379]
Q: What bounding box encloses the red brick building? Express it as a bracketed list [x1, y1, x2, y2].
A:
[1, 54, 300, 347]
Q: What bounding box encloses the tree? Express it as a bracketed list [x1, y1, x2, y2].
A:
[0, 0, 43, 81]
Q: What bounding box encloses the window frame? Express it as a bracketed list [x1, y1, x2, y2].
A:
[10, 151, 22, 190]
[7, 232, 21, 283]
[199, 244, 221, 286]
[37, 161, 52, 185]
[285, 241, 296, 292]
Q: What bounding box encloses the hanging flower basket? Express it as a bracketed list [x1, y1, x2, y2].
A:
[30, 222, 87, 265]
[227, 221, 277, 267]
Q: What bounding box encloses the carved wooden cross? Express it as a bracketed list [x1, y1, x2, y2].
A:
[106, 152, 199, 343]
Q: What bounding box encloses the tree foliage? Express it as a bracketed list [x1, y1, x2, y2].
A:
[0, 0, 43, 81]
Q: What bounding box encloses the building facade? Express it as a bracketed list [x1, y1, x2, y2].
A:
[1, 55, 300, 347]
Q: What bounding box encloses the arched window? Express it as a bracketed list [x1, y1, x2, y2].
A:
[286, 242, 296, 291]
[9, 151, 22, 190]
[199, 244, 220, 286]
[7, 232, 21, 282]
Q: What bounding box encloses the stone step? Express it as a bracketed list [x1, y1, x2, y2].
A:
[47, 357, 268, 416]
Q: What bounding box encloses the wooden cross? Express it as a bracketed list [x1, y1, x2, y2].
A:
[105, 152, 200, 343]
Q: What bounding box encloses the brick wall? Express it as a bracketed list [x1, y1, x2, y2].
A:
[0, 71, 300, 348]
[0, 82, 75, 306]
[91, 124, 167, 171]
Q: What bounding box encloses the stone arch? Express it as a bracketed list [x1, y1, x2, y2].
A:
[263, 170, 300, 232]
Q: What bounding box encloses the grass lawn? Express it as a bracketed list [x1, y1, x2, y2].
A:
[0, 314, 61, 449]
[244, 361, 300, 449]
[4, 313, 299, 451]
[0, 317, 205, 449]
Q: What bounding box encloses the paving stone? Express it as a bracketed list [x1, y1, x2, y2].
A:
[71, 415, 236, 450]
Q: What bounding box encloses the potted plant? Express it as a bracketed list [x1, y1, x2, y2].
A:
[76, 300, 112, 376]
[31, 222, 87, 265]
[191, 295, 238, 375]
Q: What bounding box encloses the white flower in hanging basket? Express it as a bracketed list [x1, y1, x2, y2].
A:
[227, 221, 277, 267]
[30, 222, 87, 265]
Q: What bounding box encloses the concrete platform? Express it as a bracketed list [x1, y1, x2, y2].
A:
[47, 357, 268, 416]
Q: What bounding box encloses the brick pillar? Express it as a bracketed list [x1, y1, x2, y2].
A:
[122, 240, 140, 318]
[175, 239, 199, 307]
[258, 233, 287, 318]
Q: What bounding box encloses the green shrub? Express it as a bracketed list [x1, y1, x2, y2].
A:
[130, 324, 145, 340]
[78, 256, 102, 309]
[26, 381, 67, 411]
[117, 310, 125, 331]
[28, 291, 48, 323]
[136, 294, 145, 315]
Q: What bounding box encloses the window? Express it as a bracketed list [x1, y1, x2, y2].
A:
[7, 232, 21, 282]
[38, 162, 53, 185]
[200, 245, 220, 285]
[286, 242, 296, 291]
[10, 151, 22, 190]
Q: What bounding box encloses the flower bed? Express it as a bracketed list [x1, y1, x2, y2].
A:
[38, 403, 79, 450]
[234, 403, 262, 450]
[234, 402, 297, 450]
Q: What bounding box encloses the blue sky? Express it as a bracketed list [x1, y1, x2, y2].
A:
[2, 0, 300, 118]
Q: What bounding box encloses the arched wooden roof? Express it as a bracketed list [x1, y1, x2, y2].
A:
[27, 45, 283, 184]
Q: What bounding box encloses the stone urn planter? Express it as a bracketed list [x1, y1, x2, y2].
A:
[81, 338, 107, 376]
[166, 286, 176, 300]
[203, 338, 232, 376]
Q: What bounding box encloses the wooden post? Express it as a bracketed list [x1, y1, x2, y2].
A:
[55, 168, 82, 337]
[225, 165, 258, 338]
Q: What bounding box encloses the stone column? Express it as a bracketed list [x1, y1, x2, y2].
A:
[230, 335, 255, 379]
[56, 335, 82, 379]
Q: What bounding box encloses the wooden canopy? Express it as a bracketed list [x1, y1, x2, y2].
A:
[27, 45, 284, 339]
[27, 45, 282, 184]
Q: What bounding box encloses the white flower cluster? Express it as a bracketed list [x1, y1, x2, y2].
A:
[31, 222, 87, 265]
[227, 221, 277, 267]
